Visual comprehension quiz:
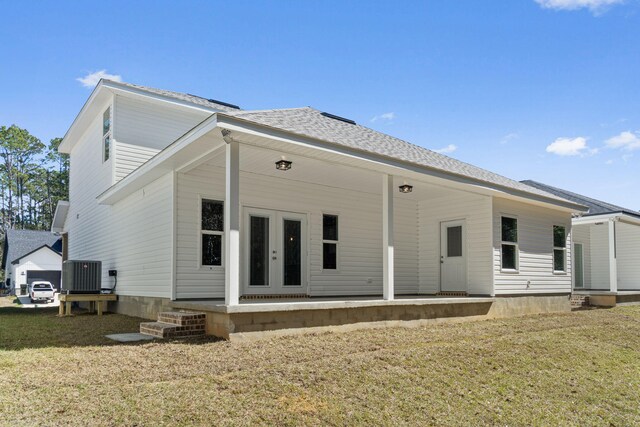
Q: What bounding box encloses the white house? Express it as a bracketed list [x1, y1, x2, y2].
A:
[2, 229, 63, 295]
[523, 180, 640, 306]
[54, 80, 587, 338]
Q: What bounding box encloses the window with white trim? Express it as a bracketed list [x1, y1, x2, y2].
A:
[102, 107, 111, 162]
[201, 199, 224, 266]
[323, 214, 338, 270]
[501, 216, 518, 270]
[553, 225, 567, 272]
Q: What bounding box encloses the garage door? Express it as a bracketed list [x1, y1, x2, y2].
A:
[27, 270, 62, 291]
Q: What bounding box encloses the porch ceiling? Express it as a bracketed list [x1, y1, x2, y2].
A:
[205, 142, 457, 201]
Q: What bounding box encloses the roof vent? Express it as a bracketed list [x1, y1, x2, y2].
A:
[207, 99, 241, 110]
[320, 112, 356, 125]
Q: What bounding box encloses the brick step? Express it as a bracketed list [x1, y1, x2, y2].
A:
[140, 321, 205, 339]
[157, 311, 206, 326]
[570, 295, 590, 308]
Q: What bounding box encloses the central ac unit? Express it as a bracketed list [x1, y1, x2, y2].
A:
[62, 260, 102, 294]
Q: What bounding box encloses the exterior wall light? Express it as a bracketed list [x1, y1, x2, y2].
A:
[398, 184, 413, 193]
[275, 160, 292, 171]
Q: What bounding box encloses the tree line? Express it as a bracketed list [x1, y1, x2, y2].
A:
[0, 125, 68, 233]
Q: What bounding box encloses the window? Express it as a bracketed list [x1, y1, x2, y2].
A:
[323, 214, 338, 270]
[447, 226, 463, 257]
[501, 216, 518, 270]
[553, 225, 567, 272]
[102, 107, 111, 162]
[201, 199, 224, 266]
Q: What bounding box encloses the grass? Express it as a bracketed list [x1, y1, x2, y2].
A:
[0, 297, 639, 426]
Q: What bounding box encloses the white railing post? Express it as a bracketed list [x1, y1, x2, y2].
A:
[383, 174, 394, 300]
[225, 140, 240, 305]
[608, 219, 617, 293]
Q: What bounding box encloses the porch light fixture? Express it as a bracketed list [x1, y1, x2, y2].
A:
[398, 184, 413, 194]
[275, 160, 292, 171]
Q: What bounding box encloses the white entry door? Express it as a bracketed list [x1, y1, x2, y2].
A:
[244, 208, 308, 295]
[440, 220, 467, 292]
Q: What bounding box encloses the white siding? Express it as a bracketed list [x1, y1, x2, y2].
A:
[114, 95, 210, 151]
[493, 198, 572, 294]
[418, 192, 493, 295]
[67, 100, 173, 298]
[114, 142, 159, 182]
[571, 224, 592, 288]
[175, 163, 419, 299]
[616, 222, 640, 290]
[589, 223, 610, 289]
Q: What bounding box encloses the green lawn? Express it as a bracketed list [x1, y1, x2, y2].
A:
[1, 297, 639, 426]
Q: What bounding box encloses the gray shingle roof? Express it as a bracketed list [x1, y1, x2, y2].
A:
[521, 180, 640, 218]
[221, 107, 577, 204]
[2, 229, 62, 269]
[106, 80, 241, 112]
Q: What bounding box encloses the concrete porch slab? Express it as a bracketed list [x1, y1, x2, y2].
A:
[170, 296, 497, 314]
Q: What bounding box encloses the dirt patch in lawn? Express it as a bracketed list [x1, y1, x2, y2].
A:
[1, 302, 639, 426]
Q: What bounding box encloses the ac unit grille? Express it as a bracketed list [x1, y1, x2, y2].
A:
[62, 260, 102, 294]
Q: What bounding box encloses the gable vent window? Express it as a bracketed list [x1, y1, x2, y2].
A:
[323, 214, 339, 270]
[553, 225, 567, 273]
[201, 199, 224, 267]
[102, 107, 111, 162]
[501, 216, 518, 271]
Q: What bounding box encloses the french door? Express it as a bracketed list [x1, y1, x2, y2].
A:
[243, 208, 307, 295]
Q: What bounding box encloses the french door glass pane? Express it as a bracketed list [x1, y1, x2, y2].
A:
[249, 216, 269, 286]
[283, 219, 301, 286]
[447, 226, 463, 257]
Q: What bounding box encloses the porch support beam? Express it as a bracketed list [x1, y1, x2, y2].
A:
[382, 174, 394, 300]
[225, 140, 240, 305]
[608, 219, 617, 293]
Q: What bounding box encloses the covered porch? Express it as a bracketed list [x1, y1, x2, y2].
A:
[571, 214, 640, 306]
[165, 119, 497, 304]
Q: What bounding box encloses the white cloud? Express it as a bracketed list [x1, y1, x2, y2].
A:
[77, 70, 122, 87]
[535, 0, 624, 14]
[623, 153, 634, 162]
[433, 144, 457, 154]
[605, 131, 640, 151]
[500, 132, 519, 144]
[605, 159, 614, 165]
[545, 137, 596, 156]
[370, 112, 396, 123]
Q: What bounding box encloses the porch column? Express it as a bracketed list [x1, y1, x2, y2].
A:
[608, 219, 617, 293]
[382, 174, 394, 300]
[225, 140, 240, 305]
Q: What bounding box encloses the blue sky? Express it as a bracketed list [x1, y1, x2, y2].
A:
[1, 0, 639, 209]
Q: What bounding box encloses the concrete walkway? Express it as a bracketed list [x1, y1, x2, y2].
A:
[16, 293, 61, 308]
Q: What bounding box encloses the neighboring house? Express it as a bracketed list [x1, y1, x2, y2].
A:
[523, 180, 640, 306]
[54, 79, 587, 338]
[1, 229, 63, 295]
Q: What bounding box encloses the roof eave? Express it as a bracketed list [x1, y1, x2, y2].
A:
[60, 80, 225, 154]
[10, 244, 61, 265]
[96, 114, 221, 205]
[59, 80, 108, 153]
[215, 113, 588, 213]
